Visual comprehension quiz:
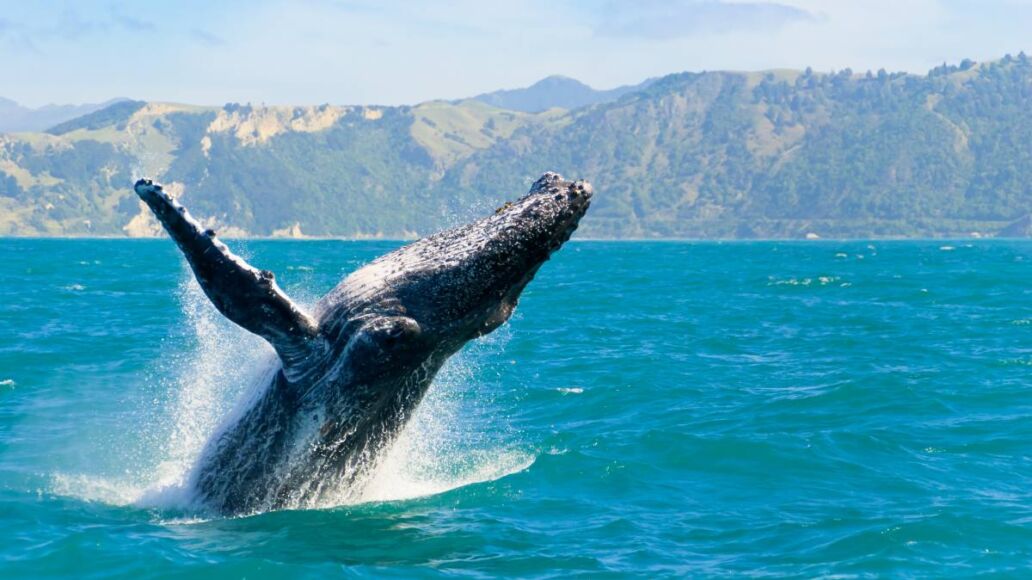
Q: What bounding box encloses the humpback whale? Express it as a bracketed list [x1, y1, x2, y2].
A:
[133, 173, 591, 515]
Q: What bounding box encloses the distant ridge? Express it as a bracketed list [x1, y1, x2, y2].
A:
[0, 97, 130, 133]
[46, 101, 148, 135]
[467, 75, 654, 112]
[3, 55, 1032, 239]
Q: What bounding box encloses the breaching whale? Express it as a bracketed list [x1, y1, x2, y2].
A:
[133, 173, 591, 515]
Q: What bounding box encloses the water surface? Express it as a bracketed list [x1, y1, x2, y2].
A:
[1, 240, 1031, 577]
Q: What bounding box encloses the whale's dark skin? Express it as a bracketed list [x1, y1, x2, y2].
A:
[133, 173, 591, 515]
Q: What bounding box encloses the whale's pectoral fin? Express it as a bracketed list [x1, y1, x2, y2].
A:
[134, 179, 319, 373]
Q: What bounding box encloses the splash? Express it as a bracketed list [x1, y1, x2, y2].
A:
[50, 473, 146, 506]
[50, 273, 273, 508]
[325, 326, 532, 507]
[51, 267, 529, 514]
[134, 275, 275, 509]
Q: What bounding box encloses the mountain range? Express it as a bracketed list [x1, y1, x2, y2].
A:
[2, 56, 1032, 239]
[0, 97, 130, 133]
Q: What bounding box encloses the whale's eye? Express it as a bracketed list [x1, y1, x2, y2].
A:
[360, 316, 422, 352]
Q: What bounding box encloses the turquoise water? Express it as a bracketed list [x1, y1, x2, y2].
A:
[1, 239, 1031, 577]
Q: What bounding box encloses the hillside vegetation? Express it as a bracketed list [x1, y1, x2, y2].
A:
[2, 57, 1032, 238]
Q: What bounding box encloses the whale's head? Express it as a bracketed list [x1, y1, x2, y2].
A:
[389, 172, 591, 349]
[318, 172, 591, 382]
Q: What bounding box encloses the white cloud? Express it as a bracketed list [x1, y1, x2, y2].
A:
[0, 0, 1029, 106]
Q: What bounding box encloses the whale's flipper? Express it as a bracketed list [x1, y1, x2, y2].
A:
[134, 179, 319, 376]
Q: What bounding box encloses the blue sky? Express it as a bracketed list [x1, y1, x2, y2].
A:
[1, 0, 1030, 107]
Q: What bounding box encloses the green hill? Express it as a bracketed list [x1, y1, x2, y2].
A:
[2, 59, 1032, 238]
[443, 56, 1032, 238]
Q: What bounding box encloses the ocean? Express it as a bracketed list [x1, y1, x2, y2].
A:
[1, 239, 1030, 577]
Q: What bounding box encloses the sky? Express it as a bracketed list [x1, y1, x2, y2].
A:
[1, 0, 1030, 107]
